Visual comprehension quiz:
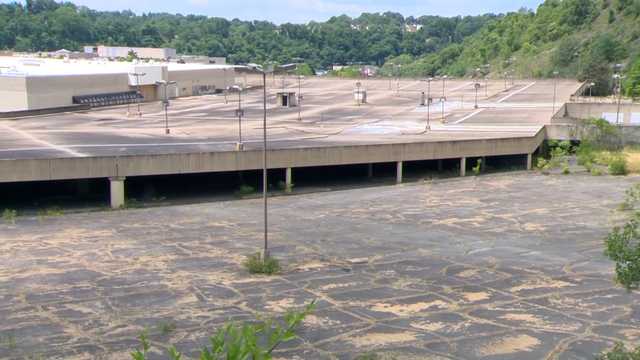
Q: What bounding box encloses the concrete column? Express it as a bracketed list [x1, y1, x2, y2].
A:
[437, 159, 443, 172]
[396, 161, 403, 184]
[527, 153, 533, 171]
[109, 177, 126, 209]
[480, 157, 486, 172]
[285, 168, 293, 193]
[367, 163, 373, 178]
[460, 157, 466, 177]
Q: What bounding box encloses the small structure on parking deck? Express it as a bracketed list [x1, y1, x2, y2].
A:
[276, 92, 298, 107]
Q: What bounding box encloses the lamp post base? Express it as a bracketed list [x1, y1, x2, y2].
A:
[236, 142, 244, 151]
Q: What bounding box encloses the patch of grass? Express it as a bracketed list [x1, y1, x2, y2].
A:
[235, 185, 256, 197]
[157, 321, 177, 336]
[597, 342, 640, 359]
[1, 333, 16, 350]
[124, 198, 144, 209]
[37, 206, 63, 219]
[625, 148, 640, 174]
[562, 164, 570, 175]
[590, 167, 604, 176]
[243, 253, 281, 275]
[2, 209, 17, 224]
[608, 155, 628, 176]
[472, 159, 482, 176]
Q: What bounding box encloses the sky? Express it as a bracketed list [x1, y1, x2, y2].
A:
[4, 0, 545, 23]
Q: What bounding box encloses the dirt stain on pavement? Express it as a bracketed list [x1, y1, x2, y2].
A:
[478, 334, 541, 356]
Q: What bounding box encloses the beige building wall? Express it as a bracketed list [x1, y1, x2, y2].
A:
[25, 73, 130, 110]
[0, 76, 29, 112]
[169, 68, 234, 97]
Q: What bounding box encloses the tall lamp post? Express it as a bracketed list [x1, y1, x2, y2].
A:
[155, 80, 176, 135]
[297, 75, 304, 121]
[227, 85, 245, 150]
[474, 82, 481, 109]
[129, 72, 146, 117]
[421, 78, 433, 130]
[441, 75, 448, 120]
[552, 71, 559, 115]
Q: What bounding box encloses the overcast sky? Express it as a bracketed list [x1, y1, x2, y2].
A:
[4, 0, 545, 23]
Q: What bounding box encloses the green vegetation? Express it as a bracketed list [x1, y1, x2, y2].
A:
[384, 0, 639, 91]
[574, 118, 636, 176]
[598, 343, 640, 359]
[235, 185, 256, 197]
[0, 0, 495, 68]
[606, 183, 640, 290]
[1, 333, 17, 350]
[157, 321, 177, 336]
[131, 302, 315, 360]
[244, 253, 281, 275]
[624, 55, 640, 99]
[37, 206, 63, 218]
[472, 158, 482, 176]
[537, 140, 573, 173]
[2, 208, 17, 224]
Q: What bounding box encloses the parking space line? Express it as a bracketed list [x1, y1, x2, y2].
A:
[497, 82, 537, 103]
[0, 123, 87, 157]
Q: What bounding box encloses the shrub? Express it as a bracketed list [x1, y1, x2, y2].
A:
[2, 209, 17, 224]
[591, 167, 604, 176]
[562, 164, 570, 175]
[235, 185, 256, 197]
[244, 253, 281, 275]
[472, 159, 482, 176]
[605, 212, 640, 290]
[597, 342, 640, 359]
[131, 301, 315, 360]
[609, 156, 628, 175]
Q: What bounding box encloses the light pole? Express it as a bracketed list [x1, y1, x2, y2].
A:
[396, 64, 402, 94]
[474, 82, 480, 109]
[387, 62, 394, 90]
[297, 75, 304, 121]
[129, 72, 146, 117]
[246, 63, 277, 260]
[356, 81, 362, 106]
[227, 85, 245, 150]
[552, 71, 559, 115]
[422, 78, 433, 130]
[614, 73, 626, 126]
[441, 75, 447, 120]
[155, 80, 176, 135]
[503, 72, 508, 90]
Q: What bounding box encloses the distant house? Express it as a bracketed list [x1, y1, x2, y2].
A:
[404, 24, 423, 33]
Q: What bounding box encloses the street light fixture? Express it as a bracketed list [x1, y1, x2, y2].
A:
[421, 78, 434, 130]
[155, 80, 177, 135]
[129, 72, 146, 117]
[246, 62, 277, 260]
[613, 73, 626, 126]
[474, 82, 481, 109]
[552, 71, 559, 115]
[227, 85, 245, 150]
[441, 75, 448, 121]
[297, 75, 304, 121]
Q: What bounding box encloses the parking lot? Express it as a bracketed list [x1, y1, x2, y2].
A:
[1, 172, 638, 359]
[0, 78, 579, 160]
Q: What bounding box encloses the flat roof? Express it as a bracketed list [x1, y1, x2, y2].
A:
[0, 56, 235, 77]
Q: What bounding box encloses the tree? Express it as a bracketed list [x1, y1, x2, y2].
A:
[623, 56, 640, 99]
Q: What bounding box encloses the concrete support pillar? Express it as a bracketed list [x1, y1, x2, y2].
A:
[109, 177, 126, 209]
[481, 157, 486, 172]
[396, 161, 403, 184]
[460, 157, 466, 177]
[367, 164, 373, 178]
[437, 159, 443, 172]
[526, 153, 533, 171]
[285, 168, 293, 193]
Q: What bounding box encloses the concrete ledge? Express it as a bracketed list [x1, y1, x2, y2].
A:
[0, 104, 91, 119]
[0, 131, 545, 183]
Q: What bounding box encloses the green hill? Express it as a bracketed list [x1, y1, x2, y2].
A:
[383, 0, 640, 95]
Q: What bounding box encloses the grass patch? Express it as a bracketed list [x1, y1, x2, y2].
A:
[625, 148, 640, 174]
[608, 155, 628, 175]
[597, 342, 640, 359]
[157, 321, 177, 336]
[235, 185, 256, 197]
[37, 206, 63, 219]
[243, 253, 281, 275]
[2, 209, 17, 224]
